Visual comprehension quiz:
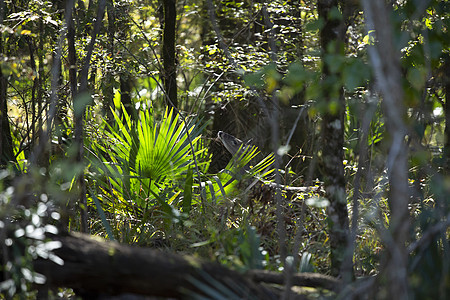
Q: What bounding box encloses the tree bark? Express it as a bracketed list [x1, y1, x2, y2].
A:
[361, 0, 410, 298]
[162, 0, 177, 109]
[317, 0, 350, 279]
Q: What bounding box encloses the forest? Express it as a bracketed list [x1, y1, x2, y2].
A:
[0, 0, 449, 299]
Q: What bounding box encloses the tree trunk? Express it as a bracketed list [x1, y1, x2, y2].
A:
[75, 0, 107, 233]
[361, 0, 410, 298]
[443, 53, 450, 173]
[67, 4, 77, 107]
[0, 5, 16, 167]
[120, 74, 134, 118]
[317, 0, 350, 279]
[162, 0, 177, 109]
[0, 60, 15, 168]
[33, 18, 45, 153]
[102, 0, 115, 124]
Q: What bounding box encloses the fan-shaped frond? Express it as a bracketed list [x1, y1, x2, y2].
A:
[92, 105, 205, 208]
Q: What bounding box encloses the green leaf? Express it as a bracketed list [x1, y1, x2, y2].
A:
[284, 62, 311, 91]
[244, 70, 265, 88]
[329, 7, 342, 20]
[90, 187, 115, 241]
[94, 104, 205, 208]
[343, 59, 371, 91]
[299, 252, 315, 272]
[363, 30, 376, 45]
[212, 175, 226, 198]
[305, 17, 324, 32]
[73, 93, 92, 117]
[407, 67, 426, 90]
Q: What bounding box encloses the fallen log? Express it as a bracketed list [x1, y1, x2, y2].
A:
[30, 232, 340, 298]
[33, 232, 276, 299]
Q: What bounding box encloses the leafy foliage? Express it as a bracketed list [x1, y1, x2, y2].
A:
[87, 105, 206, 241]
[1, 0, 450, 298]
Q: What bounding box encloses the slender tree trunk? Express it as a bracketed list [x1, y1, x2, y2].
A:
[102, 0, 115, 124]
[26, 37, 37, 154]
[0, 61, 15, 167]
[74, 0, 106, 233]
[33, 18, 44, 152]
[120, 74, 133, 118]
[443, 53, 450, 173]
[68, 12, 77, 98]
[0, 2, 16, 167]
[66, 0, 83, 232]
[53, 48, 65, 150]
[361, 1, 410, 298]
[162, 0, 177, 109]
[317, 0, 350, 279]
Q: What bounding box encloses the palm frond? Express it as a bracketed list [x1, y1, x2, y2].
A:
[91, 104, 205, 209]
[199, 144, 275, 202]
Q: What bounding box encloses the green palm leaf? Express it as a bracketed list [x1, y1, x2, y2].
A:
[94, 105, 205, 208]
[202, 144, 275, 201]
